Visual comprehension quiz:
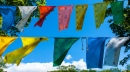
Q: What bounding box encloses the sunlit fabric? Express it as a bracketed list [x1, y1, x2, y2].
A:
[58, 6, 73, 30]
[16, 6, 37, 31]
[53, 38, 79, 66]
[0, 6, 16, 31]
[104, 37, 129, 66]
[86, 37, 107, 69]
[0, 37, 17, 56]
[94, 2, 108, 28]
[34, 6, 55, 27]
[111, 1, 124, 24]
[4, 37, 48, 66]
[76, 4, 88, 30]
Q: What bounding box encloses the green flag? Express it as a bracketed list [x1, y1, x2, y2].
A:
[111, 1, 124, 24]
[53, 38, 79, 66]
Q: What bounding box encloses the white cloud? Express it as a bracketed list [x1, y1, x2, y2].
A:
[62, 59, 87, 70]
[4, 59, 86, 72]
[66, 54, 72, 60]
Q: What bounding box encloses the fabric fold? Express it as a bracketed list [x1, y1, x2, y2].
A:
[76, 4, 88, 30]
[34, 6, 56, 27]
[111, 1, 124, 24]
[0, 6, 16, 31]
[0, 37, 17, 56]
[15, 6, 37, 31]
[53, 38, 79, 66]
[104, 37, 129, 66]
[58, 6, 73, 30]
[86, 37, 107, 69]
[94, 2, 108, 28]
[4, 37, 48, 66]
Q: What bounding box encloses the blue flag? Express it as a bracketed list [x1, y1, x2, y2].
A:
[86, 37, 107, 69]
[0, 6, 16, 31]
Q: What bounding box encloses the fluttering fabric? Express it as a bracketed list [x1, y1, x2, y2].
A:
[76, 4, 88, 30]
[104, 37, 129, 66]
[53, 38, 79, 66]
[111, 1, 124, 24]
[86, 37, 107, 69]
[94, 2, 108, 28]
[0, 6, 16, 31]
[0, 37, 17, 56]
[34, 6, 55, 27]
[4, 37, 48, 66]
[58, 6, 73, 30]
[16, 6, 37, 31]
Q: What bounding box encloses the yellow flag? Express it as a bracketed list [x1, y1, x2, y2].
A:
[0, 37, 17, 56]
[76, 4, 88, 30]
[4, 37, 48, 66]
[94, 2, 108, 28]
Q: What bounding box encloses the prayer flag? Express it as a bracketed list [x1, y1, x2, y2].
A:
[86, 37, 107, 69]
[15, 6, 37, 31]
[58, 6, 73, 30]
[4, 37, 48, 66]
[53, 38, 79, 66]
[104, 37, 129, 66]
[0, 6, 16, 31]
[94, 2, 108, 28]
[34, 6, 55, 27]
[0, 37, 17, 56]
[76, 4, 88, 30]
[111, 1, 124, 24]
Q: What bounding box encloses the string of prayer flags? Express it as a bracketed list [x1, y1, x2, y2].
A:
[0, 6, 16, 31]
[58, 6, 73, 30]
[86, 37, 107, 69]
[53, 38, 79, 66]
[111, 1, 124, 24]
[15, 6, 37, 31]
[0, 37, 17, 56]
[94, 2, 108, 28]
[34, 6, 56, 27]
[4, 37, 48, 66]
[76, 4, 88, 30]
[104, 37, 129, 66]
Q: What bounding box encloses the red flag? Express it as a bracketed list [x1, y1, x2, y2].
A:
[34, 6, 55, 27]
[58, 6, 73, 30]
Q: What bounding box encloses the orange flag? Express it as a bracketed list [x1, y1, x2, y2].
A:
[34, 6, 55, 27]
[58, 6, 73, 30]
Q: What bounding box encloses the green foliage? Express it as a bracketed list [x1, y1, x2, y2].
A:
[50, 65, 78, 72]
[0, 68, 3, 72]
[49, 64, 130, 72]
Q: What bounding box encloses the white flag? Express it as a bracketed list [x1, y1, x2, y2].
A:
[104, 37, 129, 66]
[16, 6, 37, 31]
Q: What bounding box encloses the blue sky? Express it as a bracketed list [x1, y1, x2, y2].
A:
[2, 0, 130, 71]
